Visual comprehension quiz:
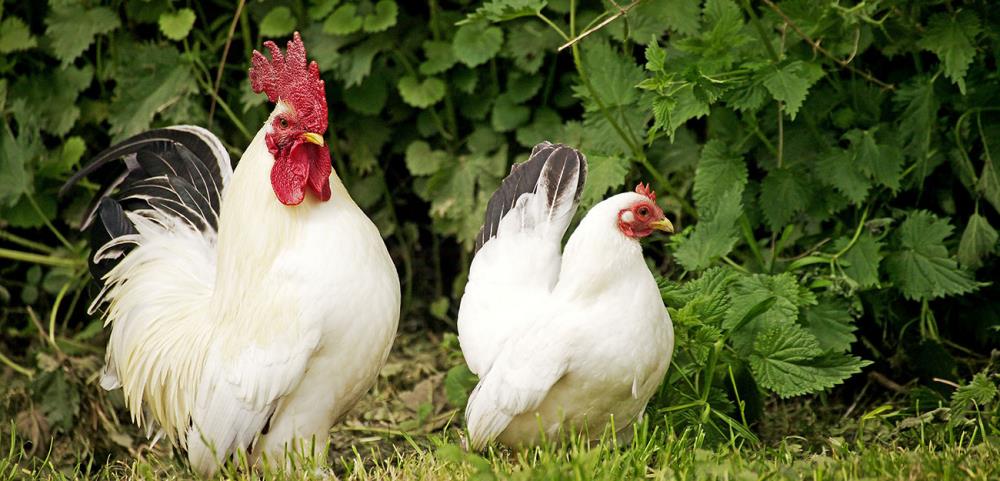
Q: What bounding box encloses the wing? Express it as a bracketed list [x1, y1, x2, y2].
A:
[62, 126, 232, 285]
[458, 143, 587, 376]
[185, 327, 321, 476]
[464, 331, 569, 450]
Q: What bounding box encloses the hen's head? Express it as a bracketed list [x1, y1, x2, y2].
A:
[250, 32, 331, 206]
[617, 183, 674, 239]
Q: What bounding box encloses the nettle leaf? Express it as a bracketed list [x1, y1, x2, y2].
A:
[405, 140, 448, 176]
[894, 76, 939, 180]
[644, 41, 665, 72]
[501, 20, 558, 74]
[762, 61, 824, 120]
[578, 40, 644, 108]
[801, 297, 857, 353]
[759, 167, 810, 231]
[0, 122, 38, 207]
[11, 65, 92, 136]
[724, 273, 816, 352]
[580, 154, 630, 207]
[45, 3, 120, 64]
[957, 212, 998, 269]
[515, 108, 562, 148]
[750, 325, 870, 398]
[397, 75, 446, 108]
[816, 149, 871, 204]
[847, 129, 902, 191]
[659, 0, 701, 36]
[0, 16, 37, 53]
[38, 136, 85, 179]
[325, 4, 363, 35]
[885, 211, 980, 301]
[837, 233, 883, 289]
[453, 21, 503, 67]
[977, 152, 1000, 214]
[108, 44, 196, 140]
[363, 0, 398, 33]
[694, 140, 747, 212]
[506, 73, 543, 103]
[259, 6, 297, 37]
[917, 11, 981, 94]
[460, 0, 546, 24]
[951, 372, 998, 409]
[158, 8, 196, 41]
[674, 188, 742, 271]
[420, 40, 457, 75]
[649, 85, 710, 141]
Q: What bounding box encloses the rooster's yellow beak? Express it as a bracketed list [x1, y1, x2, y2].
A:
[651, 218, 674, 233]
[302, 132, 325, 147]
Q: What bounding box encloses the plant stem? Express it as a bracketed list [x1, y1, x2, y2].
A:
[741, 0, 780, 62]
[26, 194, 74, 251]
[0, 350, 33, 378]
[535, 12, 569, 41]
[0, 248, 82, 268]
[208, 0, 247, 129]
[0, 229, 55, 254]
[49, 282, 72, 346]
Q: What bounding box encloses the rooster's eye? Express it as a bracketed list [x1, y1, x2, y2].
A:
[278, 117, 289, 128]
[637, 206, 649, 217]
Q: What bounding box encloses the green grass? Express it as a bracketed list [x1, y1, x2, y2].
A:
[4, 419, 999, 481]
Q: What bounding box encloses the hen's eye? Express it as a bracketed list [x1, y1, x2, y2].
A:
[278, 117, 289, 128]
[638, 206, 650, 217]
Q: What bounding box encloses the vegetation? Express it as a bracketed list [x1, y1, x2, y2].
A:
[0, 0, 998, 478]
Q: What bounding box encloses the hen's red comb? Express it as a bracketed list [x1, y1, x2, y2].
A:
[250, 32, 328, 134]
[635, 183, 656, 201]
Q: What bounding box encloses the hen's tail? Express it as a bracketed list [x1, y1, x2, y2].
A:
[474, 142, 587, 253]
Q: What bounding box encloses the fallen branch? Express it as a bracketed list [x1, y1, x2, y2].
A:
[558, 0, 642, 52]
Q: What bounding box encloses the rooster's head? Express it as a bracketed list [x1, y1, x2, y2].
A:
[617, 183, 674, 238]
[250, 32, 331, 206]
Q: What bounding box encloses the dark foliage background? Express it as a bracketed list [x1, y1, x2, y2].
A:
[0, 0, 998, 468]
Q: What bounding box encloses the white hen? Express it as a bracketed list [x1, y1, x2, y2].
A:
[458, 143, 675, 449]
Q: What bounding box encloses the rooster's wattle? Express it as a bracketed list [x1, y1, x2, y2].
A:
[458, 143, 675, 449]
[64, 33, 400, 475]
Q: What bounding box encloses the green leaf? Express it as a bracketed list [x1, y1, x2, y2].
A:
[460, 0, 546, 24]
[644, 40, 666, 72]
[158, 8, 196, 41]
[759, 167, 810, 231]
[578, 40, 644, 108]
[917, 11, 981, 94]
[674, 189, 742, 271]
[951, 372, 998, 409]
[838, 234, 883, 289]
[444, 364, 479, 409]
[724, 273, 816, 351]
[11, 66, 93, 136]
[816, 149, 871, 204]
[501, 20, 558, 73]
[420, 41, 457, 75]
[894, 76, 939, 180]
[580, 154, 630, 207]
[397, 76, 446, 108]
[0, 123, 36, 207]
[490, 93, 530, 132]
[453, 22, 503, 67]
[762, 61, 822, 120]
[44, 3, 120, 64]
[363, 0, 398, 32]
[505, 73, 543, 104]
[38, 136, 85, 179]
[308, 0, 341, 21]
[957, 213, 998, 269]
[515, 108, 562, 148]
[750, 325, 870, 397]
[885, 211, 980, 301]
[343, 75, 387, 115]
[0, 16, 37, 53]
[259, 6, 297, 37]
[405, 140, 448, 176]
[661, 0, 701, 35]
[108, 44, 197, 140]
[977, 152, 1000, 214]
[694, 140, 747, 212]
[801, 297, 857, 353]
[324, 4, 363, 35]
[648, 85, 710, 141]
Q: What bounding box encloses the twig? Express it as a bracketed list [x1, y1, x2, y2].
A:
[869, 371, 908, 394]
[208, 0, 247, 129]
[558, 0, 642, 51]
[761, 0, 895, 91]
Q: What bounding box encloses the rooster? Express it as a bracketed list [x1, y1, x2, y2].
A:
[62, 33, 400, 475]
[457, 143, 675, 449]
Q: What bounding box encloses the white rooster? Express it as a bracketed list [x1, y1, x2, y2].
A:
[457, 143, 675, 449]
[62, 33, 399, 475]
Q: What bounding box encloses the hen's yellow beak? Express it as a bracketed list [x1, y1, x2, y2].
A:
[651, 218, 675, 233]
[302, 132, 325, 146]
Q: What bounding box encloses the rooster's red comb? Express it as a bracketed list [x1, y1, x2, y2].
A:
[635, 183, 656, 201]
[250, 32, 328, 134]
